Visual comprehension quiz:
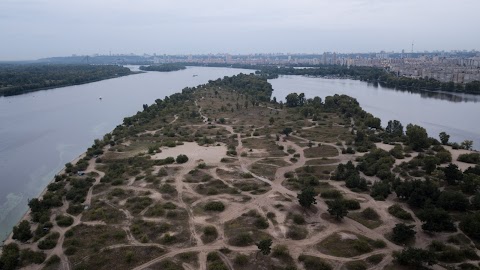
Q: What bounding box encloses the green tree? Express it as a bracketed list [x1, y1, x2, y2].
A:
[461, 140, 474, 150]
[443, 163, 463, 185]
[423, 156, 439, 174]
[460, 212, 480, 240]
[297, 187, 317, 209]
[285, 93, 299, 107]
[12, 220, 32, 242]
[386, 120, 404, 137]
[0, 243, 20, 270]
[436, 191, 469, 211]
[392, 223, 416, 244]
[327, 199, 348, 220]
[393, 247, 437, 268]
[269, 117, 274, 125]
[406, 124, 429, 151]
[418, 206, 456, 232]
[256, 238, 273, 257]
[282, 127, 293, 136]
[439, 132, 450, 145]
[176, 154, 189, 164]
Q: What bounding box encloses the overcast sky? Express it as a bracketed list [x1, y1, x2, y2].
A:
[1, 0, 479, 60]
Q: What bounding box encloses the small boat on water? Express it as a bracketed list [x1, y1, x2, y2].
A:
[193, 75, 198, 77]
[99, 96, 102, 100]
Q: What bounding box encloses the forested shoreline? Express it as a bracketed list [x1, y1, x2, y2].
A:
[139, 64, 186, 72]
[0, 64, 134, 97]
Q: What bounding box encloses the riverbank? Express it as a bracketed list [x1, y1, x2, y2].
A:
[2, 153, 86, 244]
[0, 65, 140, 97]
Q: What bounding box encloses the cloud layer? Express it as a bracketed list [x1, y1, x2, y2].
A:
[1, 0, 479, 60]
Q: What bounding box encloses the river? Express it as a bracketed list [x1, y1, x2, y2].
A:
[1, 68, 479, 240]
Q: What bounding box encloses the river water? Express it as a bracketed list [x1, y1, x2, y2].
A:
[1, 68, 479, 240]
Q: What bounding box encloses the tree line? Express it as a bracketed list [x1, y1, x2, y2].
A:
[0, 64, 132, 96]
[139, 63, 186, 72]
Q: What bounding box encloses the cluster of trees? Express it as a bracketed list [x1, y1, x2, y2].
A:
[0, 64, 132, 96]
[139, 64, 186, 72]
[209, 73, 273, 102]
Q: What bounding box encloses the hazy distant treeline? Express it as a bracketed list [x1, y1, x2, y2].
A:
[139, 63, 186, 72]
[0, 64, 133, 96]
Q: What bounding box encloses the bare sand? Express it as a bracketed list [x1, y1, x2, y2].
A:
[153, 142, 227, 164]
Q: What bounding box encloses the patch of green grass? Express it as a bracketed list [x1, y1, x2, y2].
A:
[317, 231, 384, 258]
[349, 208, 383, 229]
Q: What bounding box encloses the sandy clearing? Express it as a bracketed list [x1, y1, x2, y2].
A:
[153, 142, 227, 164]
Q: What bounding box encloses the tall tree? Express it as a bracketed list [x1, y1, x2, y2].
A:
[256, 238, 273, 257]
[386, 120, 404, 137]
[439, 132, 450, 145]
[406, 124, 429, 151]
[327, 199, 348, 220]
[297, 186, 317, 209]
[392, 223, 416, 244]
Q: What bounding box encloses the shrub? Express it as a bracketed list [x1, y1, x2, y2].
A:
[176, 154, 189, 164]
[292, 214, 306, 225]
[55, 215, 74, 227]
[254, 217, 269, 229]
[320, 190, 342, 199]
[361, 207, 380, 220]
[234, 254, 248, 266]
[204, 201, 225, 212]
[298, 255, 332, 270]
[38, 232, 59, 250]
[286, 225, 308, 240]
[229, 232, 253, 246]
[388, 204, 413, 221]
[12, 220, 32, 242]
[345, 261, 367, 270]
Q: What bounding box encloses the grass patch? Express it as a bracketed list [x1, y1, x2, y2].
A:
[348, 207, 383, 229]
[317, 231, 384, 258]
[304, 145, 339, 158]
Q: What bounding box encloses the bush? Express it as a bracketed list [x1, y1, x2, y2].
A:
[55, 215, 74, 227]
[12, 220, 32, 242]
[176, 154, 189, 164]
[361, 207, 380, 220]
[298, 255, 332, 270]
[234, 254, 248, 266]
[458, 153, 480, 164]
[229, 232, 253, 246]
[388, 204, 413, 221]
[254, 217, 269, 229]
[204, 201, 225, 212]
[286, 225, 308, 240]
[202, 226, 218, 244]
[19, 248, 46, 265]
[38, 232, 59, 250]
[320, 189, 342, 199]
[345, 261, 367, 270]
[343, 199, 361, 210]
[292, 214, 306, 225]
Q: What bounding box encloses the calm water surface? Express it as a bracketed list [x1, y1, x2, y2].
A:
[1, 69, 479, 240]
[0, 67, 248, 239]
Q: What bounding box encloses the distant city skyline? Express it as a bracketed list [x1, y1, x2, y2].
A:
[1, 0, 479, 61]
